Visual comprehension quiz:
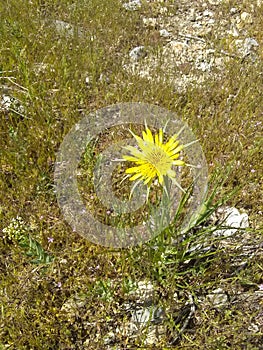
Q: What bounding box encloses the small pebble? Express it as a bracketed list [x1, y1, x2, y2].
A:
[230, 7, 239, 15]
[244, 37, 259, 52]
[203, 10, 214, 17]
[0, 95, 12, 111]
[159, 29, 170, 38]
[129, 46, 146, 61]
[123, 0, 141, 11]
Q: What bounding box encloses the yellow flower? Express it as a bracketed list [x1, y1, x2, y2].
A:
[122, 122, 194, 199]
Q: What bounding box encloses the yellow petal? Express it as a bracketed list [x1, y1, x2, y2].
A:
[143, 127, 154, 143]
[129, 173, 143, 181]
[154, 132, 159, 146]
[123, 155, 147, 164]
[164, 139, 179, 153]
[170, 145, 184, 155]
[126, 166, 141, 174]
[173, 160, 185, 166]
[169, 153, 180, 160]
[158, 128, 163, 145]
[144, 176, 153, 185]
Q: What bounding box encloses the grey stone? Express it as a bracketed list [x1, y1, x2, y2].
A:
[54, 20, 74, 36]
[207, 288, 228, 308]
[53, 19, 84, 38]
[244, 37, 259, 54]
[129, 46, 146, 61]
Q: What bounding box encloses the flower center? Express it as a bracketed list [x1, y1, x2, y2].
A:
[146, 145, 172, 174]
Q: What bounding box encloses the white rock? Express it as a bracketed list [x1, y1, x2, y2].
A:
[123, 0, 141, 11]
[203, 10, 214, 17]
[244, 37, 259, 54]
[248, 323, 260, 333]
[207, 288, 228, 308]
[0, 95, 12, 111]
[196, 61, 211, 71]
[215, 207, 249, 237]
[129, 46, 146, 61]
[159, 29, 170, 38]
[85, 76, 91, 85]
[0, 94, 25, 114]
[230, 7, 238, 15]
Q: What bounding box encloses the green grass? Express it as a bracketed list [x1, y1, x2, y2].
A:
[1, 0, 263, 349]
